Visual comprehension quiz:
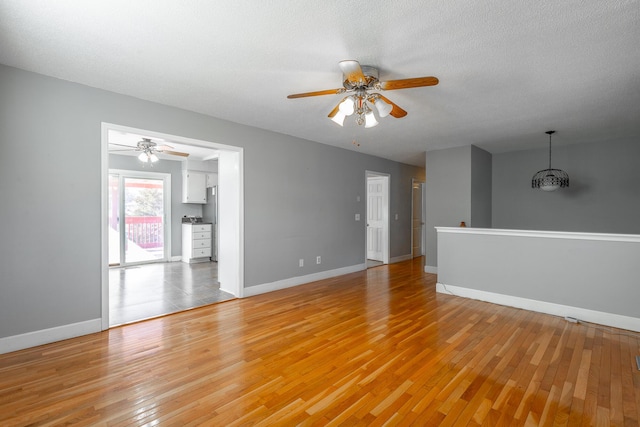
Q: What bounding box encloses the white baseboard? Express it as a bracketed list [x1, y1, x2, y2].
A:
[0, 318, 102, 355]
[170, 255, 182, 262]
[390, 254, 413, 263]
[424, 265, 438, 274]
[436, 283, 640, 332]
[243, 263, 367, 297]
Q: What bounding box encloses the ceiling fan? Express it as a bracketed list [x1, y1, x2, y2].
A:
[287, 60, 439, 128]
[109, 138, 189, 163]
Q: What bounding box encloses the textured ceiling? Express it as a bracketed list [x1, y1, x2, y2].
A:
[1, 1, 639, 166]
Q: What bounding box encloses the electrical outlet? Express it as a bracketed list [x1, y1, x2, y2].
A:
[299, 259, 304, 267]
[316, 256, 321, 264]
[395, 213, 399, 220]
[355, 213, 360, 221]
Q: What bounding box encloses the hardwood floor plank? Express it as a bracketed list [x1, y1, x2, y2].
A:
[621, 336, 640, 426]
[1, 257, 639, 425]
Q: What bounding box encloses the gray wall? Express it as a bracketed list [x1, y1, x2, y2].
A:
[0, 64, 423, 339]
[424, 145, 492, 268]
[493, 139, 640, 234]
[424, 146, 471, 268]
[426, 137, 640, 269]
[108, 154, 203, 257]
[470, 145, 492, 228]
[438, 230, 640, 320]
[244, 138, 424, 286]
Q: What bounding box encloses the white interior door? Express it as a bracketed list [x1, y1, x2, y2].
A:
[367, 176, 386, 261]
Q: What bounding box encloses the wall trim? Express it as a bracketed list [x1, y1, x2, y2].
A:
[390, 254, 412, 263]
[436, 283, 640, 332]
[424, 265, 438, 274]
[435, 226, 640, 243]
[0, 318, 102, 355]
[243, 263, 367, 297]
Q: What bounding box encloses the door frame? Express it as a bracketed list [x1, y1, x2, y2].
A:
[411, 179, 425, 258]
[109, 169, 172, 266]
[101, 123, 245, 330]
[365, 171, 390, 265]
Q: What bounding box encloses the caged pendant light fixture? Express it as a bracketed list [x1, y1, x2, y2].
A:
[531, 131, 569, 191]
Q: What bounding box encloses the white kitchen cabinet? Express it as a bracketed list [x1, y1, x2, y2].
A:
[182, 171, 207, 204]
[206, 173, 218, 188]
[182, 223, 212, 263]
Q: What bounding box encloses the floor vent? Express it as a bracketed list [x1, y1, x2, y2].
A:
[636, 356, 640, 371]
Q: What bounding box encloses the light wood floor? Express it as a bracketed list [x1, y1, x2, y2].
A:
[1, 258, 639, 426]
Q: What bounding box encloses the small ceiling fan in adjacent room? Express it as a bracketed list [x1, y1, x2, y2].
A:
[287, 60, 439, 128]
[109, 138, 189, 163]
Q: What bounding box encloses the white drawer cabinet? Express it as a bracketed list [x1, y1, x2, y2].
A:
[182, 223, 212, 263]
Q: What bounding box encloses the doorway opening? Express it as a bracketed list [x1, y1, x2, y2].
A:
[365, 171, 390, 268]
[411, 179, 425, 258]
[101, 123, 244, 329]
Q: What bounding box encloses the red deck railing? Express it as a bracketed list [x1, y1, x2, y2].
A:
[124, 216, 163, 249]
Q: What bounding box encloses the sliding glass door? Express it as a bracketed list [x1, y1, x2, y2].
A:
[108, 170, 171, 266]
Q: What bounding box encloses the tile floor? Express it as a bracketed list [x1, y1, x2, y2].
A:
[109, 261, 235, 326]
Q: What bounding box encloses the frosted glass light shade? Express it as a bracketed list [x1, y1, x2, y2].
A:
[339, 97, 355, 115]
[149, 153, 159, 163]
[364, 111, 379, 128]
[374, 98, 392, 117]
[541, 183, 560, 192]
[138, 152, 149, 162]
[330, 111, 346, 126]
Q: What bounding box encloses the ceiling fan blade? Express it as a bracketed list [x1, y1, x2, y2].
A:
[327, 102, 341, 118]
[287, 88, 344, 99]
[109, 143, 136, 149]
[377, 95, 408, 118]
[160, 150, 189, 157]
[157, 144, 174, 150]
[379, 76, 439, 91]
[339, 60, 366, 85]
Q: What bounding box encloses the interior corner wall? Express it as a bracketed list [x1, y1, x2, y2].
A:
[0, 64, 424, 342]
[492, 138, 640, 234]
[424, 146, 472, 269]
[470, 146, 492, 228]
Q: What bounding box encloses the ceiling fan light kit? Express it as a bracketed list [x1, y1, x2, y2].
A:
[287, 60, 438, 128]
[531, 131, 570, 191]
[109, 137, 189, 163]
[138, 151, 159, 163]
